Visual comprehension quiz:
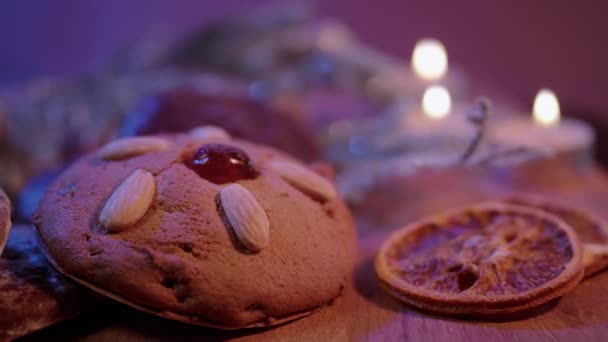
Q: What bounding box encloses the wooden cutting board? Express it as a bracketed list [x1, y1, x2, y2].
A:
[20, 160, 608, 341]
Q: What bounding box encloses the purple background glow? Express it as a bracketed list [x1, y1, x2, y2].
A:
[1, 0, 607, 115]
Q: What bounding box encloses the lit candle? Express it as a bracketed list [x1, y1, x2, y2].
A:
[422, 85, 451, 119]
[399, 86, 471, 155]
[412, 39, 448, 81]
[533, 88, 560, 126]
[401, 85, 471, 133]
[365, 38, 459, 100]
[489, 89, 595, 168]
[389, 89, 481, 168]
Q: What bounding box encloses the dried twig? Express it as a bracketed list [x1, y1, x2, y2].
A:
[476, 145, 553, 166]
[458, 97, 491, 164]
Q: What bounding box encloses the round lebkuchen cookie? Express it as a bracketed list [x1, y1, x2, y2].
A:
[375, 202, 584, 317]
[504, 194, 608, 278]
[34, 127, 356, 329]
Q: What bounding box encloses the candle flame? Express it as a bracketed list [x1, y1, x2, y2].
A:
[412, 38, 448, 81]
[422, 86, 451, 119]
[533, 89, 560, 126]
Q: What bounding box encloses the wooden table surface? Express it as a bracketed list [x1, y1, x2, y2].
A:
[20, 159, 608, 341]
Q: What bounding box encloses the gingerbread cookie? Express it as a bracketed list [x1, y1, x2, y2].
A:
[34, 127, 356, 329]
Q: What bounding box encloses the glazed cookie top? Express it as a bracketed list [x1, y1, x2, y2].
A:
[34, 127, 356, 327]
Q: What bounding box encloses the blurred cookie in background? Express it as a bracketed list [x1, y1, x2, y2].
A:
[119, 87, 322, 162]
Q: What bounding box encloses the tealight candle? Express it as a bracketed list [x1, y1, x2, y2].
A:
[393, 86, 474, 166]
[411, 39, 448, 81]
[325, 86, 471, 167]
[364, 38, 467, 102]
[533, 89, 560, 126]
[422, 85, 451, 119]
[489, 89, 595, 168]
[401, 86, 468, 134]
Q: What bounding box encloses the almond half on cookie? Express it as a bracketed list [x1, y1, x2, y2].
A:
[504, 194, 608, 278]
[375, 202, 584, 317]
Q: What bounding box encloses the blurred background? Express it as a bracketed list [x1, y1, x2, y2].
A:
[1, 0, 607, 115]
[1, 0, 607, 220]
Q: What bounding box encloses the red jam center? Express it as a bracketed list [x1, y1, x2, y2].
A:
[187, 144, 257, 184]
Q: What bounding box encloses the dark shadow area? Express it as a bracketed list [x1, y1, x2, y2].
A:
[354, 256, 410, 313]
[17, 300, 307, 342]
[17, 303, 115, 342]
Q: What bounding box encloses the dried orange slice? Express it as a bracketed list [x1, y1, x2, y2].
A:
[504, 194, 608, 278]
[375, 203, 584, 317]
